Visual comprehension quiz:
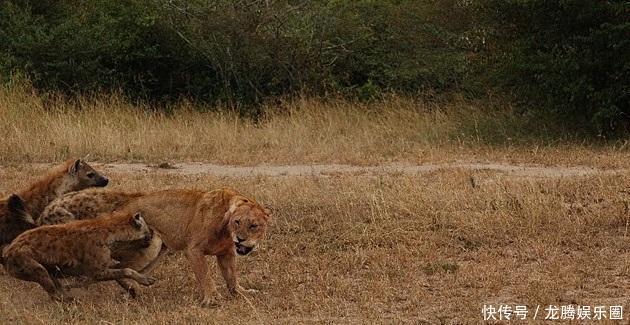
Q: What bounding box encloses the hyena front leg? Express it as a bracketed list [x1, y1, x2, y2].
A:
[92, 268, 156, 286]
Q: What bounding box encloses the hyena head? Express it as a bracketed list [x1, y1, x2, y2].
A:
[63, 159, 109, 191]
[0, 194, 36, 247]
[128, 213, 153, 242]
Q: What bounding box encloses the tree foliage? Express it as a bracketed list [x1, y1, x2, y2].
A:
[0, 0, 627, 133]
[476, 0, 629, 134]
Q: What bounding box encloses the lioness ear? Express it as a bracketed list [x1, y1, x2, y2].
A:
[68, 159, 82, 175]
[131, 212, 144, 229]
[228, 198, 248, 214]
[262, 203, 274, 218]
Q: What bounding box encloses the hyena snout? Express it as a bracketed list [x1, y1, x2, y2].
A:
[95, 176, 109, 187]
[141, 228, 154, 246]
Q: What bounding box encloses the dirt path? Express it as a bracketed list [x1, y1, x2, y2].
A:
[72, 161, 625, 178]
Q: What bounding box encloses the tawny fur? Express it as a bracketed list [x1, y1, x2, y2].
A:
[118, 188, 272, 307]
[2, 212, 155, 301]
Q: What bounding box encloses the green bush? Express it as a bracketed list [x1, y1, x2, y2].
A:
[0, 0, 471, 105]
[2, 0, 626, 135]
[476, 0, 629, 134]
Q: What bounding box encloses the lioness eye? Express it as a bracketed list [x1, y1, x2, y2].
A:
[250, 224, 258, 229]
[235, 220, 240, 225]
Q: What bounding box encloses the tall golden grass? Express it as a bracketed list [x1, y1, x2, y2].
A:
[0, 85, 442, 164]
[3, 82, 624, 166]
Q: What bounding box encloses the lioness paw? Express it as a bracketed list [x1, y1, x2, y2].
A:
[200, 296, 221, 308]
[236, 284, 260, 295]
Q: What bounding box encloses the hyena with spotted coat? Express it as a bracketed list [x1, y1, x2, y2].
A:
[0, 195, 35, 257]
[38, 188, 163, 297]
[2, 212, 156, 301]
[39, 188, 144, 226]
[0, 159, 108, 248]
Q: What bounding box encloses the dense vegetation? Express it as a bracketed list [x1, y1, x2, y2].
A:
[0, 0, 627, 133]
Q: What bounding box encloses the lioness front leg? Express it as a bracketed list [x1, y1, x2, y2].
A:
[186, 248, 220, 307]
[217, 252, 258, 296]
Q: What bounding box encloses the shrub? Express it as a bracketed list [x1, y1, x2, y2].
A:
[476, 0, 629, 134]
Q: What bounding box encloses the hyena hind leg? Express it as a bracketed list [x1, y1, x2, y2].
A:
[5, 256, 70, 301]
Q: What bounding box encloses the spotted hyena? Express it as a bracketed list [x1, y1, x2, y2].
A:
[38, 188, 164, 297]
[0, 194, 36, 257]
[39, 188, 143, 226]
[0, 159, 108, 247]
[2, 212, 155, 301]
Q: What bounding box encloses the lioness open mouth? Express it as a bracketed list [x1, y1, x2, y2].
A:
[235, 243, 253, 256]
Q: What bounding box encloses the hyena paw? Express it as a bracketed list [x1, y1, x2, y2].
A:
[138, 276, 156, 286]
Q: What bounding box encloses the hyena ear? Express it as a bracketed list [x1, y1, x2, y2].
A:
[131, 213, 145, 229]
[7, 194, 26, 215]
[7, 194, 35, 224]
[68, 159, 82, 175]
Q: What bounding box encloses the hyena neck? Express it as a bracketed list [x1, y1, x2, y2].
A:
[20, 172, 73, 217]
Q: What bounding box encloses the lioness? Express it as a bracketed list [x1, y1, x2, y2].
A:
[119, 188, 271, 307]
[2, 212, 155, 301]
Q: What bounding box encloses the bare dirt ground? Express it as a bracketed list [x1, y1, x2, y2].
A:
[1, 161, 629, 324]
[24, 161, 626, 178]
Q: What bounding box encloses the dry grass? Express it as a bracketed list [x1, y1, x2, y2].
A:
[1, 166, 630, 323]
[2, 84, 629, 168]
[1, 82, 630, 323]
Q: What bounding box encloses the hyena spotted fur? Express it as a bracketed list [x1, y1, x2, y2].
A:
[39, 188, 144, 226]
[0, 195, 36, 260]
[0, 159, 108, 248]
[2, 212, 155, 301]
[38, 188, 164, 298]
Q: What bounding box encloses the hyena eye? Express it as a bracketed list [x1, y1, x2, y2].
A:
[234, 220, 240, 226]
[86, 172, 95, 178]
[250, 224, 258, 230]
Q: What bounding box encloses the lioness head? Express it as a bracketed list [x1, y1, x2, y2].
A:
[65, 159, 109, 190]
[227, 196, 272, 256]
